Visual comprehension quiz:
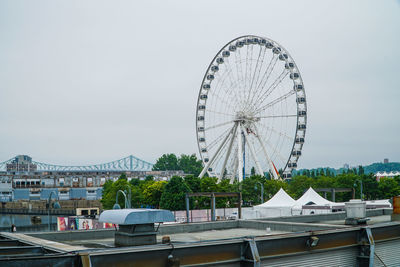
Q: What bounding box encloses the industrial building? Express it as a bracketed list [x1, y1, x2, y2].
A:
[0, 155, 183, 202]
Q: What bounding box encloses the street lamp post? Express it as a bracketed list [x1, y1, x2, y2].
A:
[255, 182, 264, 204]
[354, 180, 363, 200]
[47, 191, 61, 231]
[125, 187, 132, 208]
[114, 190, 130, 209]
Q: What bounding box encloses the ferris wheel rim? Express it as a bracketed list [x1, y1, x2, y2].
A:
[196, 35, 307, 179]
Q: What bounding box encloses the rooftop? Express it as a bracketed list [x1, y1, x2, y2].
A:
[1, 208, 399, 266]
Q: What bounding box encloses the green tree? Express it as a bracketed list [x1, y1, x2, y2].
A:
[361, 174, 379, 200]
[264, 179, 288, 200]
[358, 165, 365, 175]
[102, 179, 114, 197]
[145, 175, 154, 182]
[333, 174, 358, 201]
[240, 175, 266, 206]
[119, 173, 127, 180]
[152, 154, 179, 171]
[160, 176, 191, 210]
[217, 178, 237, 208]
[197, 176, 219, 208]
[178, 154, 203, 176]
[200, 176, 219, 192]
[377, 178, 400, 199]
[143, 181, 167, 208]
[130, 185, 144, 208]
[251, 167, 256, 176]
[184, 175, 201, 193]
[101, 179, 132, 210]
[129, 178, 140, 186]
[287, 175, 313, 199]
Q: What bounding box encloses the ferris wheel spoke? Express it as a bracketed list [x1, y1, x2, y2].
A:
[219, 123, 237, 180]
[252, 124, 281, 180]
[245, 44, 250, 95]
[209, 85, 237, 112]
[199, 124, 235, 178]
[205, 120, 235, 131]
[251, 46, 268, 101]
[256, 121, 294, 142]
[254, 90, 295, 115]
[216, 63, 248, 110]
[256, 114, 297, 119]
[207, 126, 233, 150]
[246, 44, 255, 103]
[252, 69, 290, 110]
[230, 148, 239, 179]
[223, 57, 248, 110]
[252, 55, 279, 102]
[246, 45, 263, 107]
[263, 136, 287, 166]
[206, 109, 235, 117]
[213, 70, 242, 110]
[214, 78, 244, 111]
[236, 49, 247, 108]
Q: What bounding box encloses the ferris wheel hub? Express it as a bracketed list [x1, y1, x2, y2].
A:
[234, 111, 257, 123]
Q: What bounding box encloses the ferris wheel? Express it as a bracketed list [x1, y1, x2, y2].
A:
[196, 35, 307, 181]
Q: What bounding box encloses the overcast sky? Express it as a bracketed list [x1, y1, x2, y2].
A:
[0, 0, 399, 169]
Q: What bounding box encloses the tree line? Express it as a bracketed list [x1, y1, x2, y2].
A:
[100, 154, 400, 211]
[101, 173, 400, 211]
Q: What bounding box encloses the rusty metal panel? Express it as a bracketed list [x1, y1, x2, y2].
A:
[393, 196, 400, 214]
[371, 223, 400, 241]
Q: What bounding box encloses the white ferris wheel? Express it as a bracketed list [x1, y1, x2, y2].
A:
[196, 35, 307, 182]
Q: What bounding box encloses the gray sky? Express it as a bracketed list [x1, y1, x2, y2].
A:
[0, 0, 399, 169]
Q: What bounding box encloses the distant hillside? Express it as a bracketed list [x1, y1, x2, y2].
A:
[364, 162, 400, 174]
[293, 162, 400, 176]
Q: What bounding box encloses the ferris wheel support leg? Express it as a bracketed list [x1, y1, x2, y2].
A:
[219, 123, 238, 181]
[237, 123, 244, 182]
[253, 125, 280, 180]
[199, 125, 235, 178]
[230, 153, 239, 183]
[241, 125, 264, 177]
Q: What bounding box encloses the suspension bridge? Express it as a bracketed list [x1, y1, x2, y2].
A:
[0, 155, 154, 172]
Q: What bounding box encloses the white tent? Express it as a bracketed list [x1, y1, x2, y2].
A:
[248, 188, 300, 218]
[293, 187, 345, 215]
[256, 188, 297, 207]
[295, 187, 334, 206]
